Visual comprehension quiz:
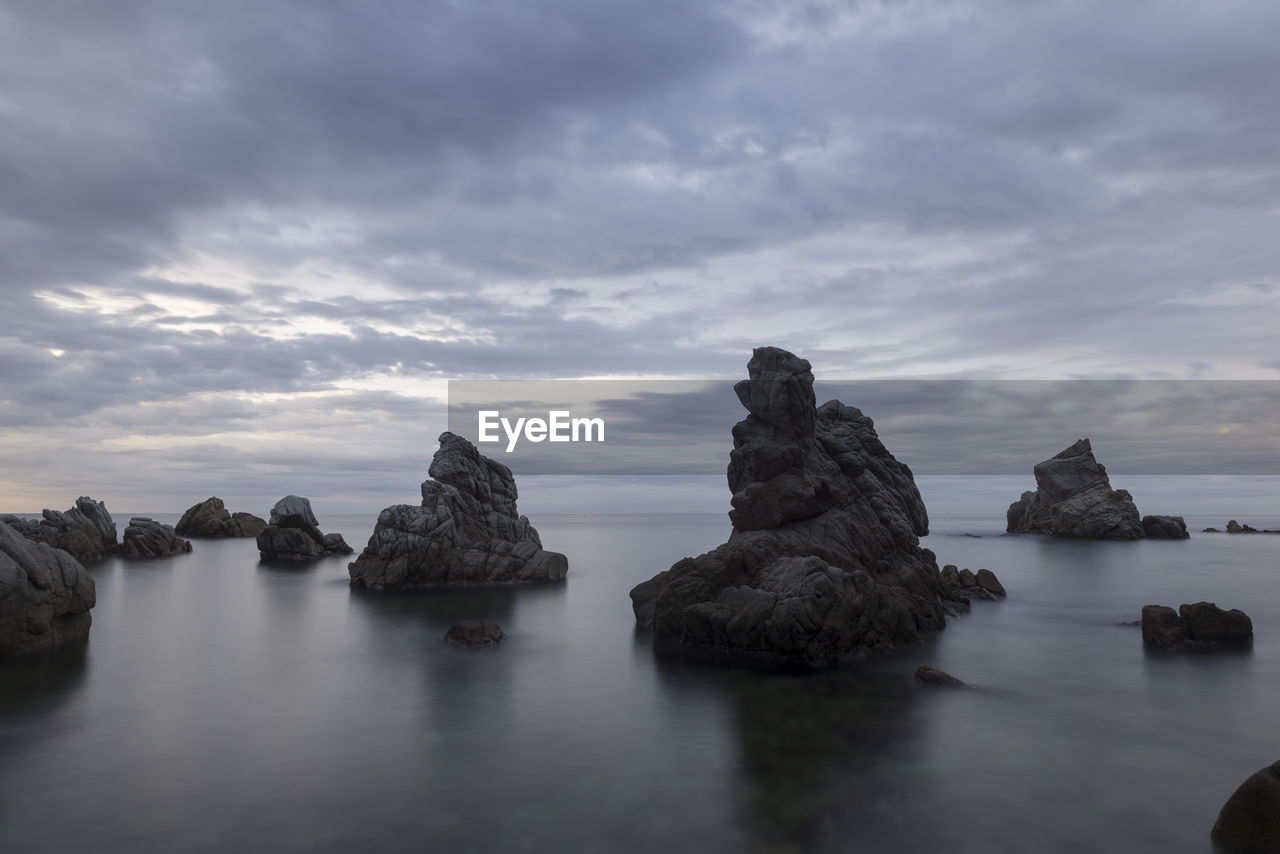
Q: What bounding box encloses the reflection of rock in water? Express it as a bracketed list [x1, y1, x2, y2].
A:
[0, 639, 89, 750]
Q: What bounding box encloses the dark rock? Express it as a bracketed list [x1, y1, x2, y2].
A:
[975, 569, 1006, 597]
[915, 664, 966, 687]
[1223, 520, 1280, 534]
[630, 347, 952, 667]
[1142, 515, 1189, 539]
[1212, 760, 1280, 853]
[119, 517, 193, 559]
[1141, 605, 1188, 650]
[257, 496, 351, 560]
[1, 496, 118, 561]
[175, 497, 266, 538]
[1, 519, 96, 655]
[1203, 527, 1221, 533]
[348, 432, 567, 588]
[937, 564, 1006, 614]
[444, 619, 506, 648]
[1006, 439, 1145, 539]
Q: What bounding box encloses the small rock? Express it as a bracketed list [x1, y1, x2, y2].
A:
[1212, 760, 1280, 853]
[257, 496, 351, 560]
[1141, 602, 1252, 650]
[1142, 515, 1190, 540]
[176, 497, 266, 538]
[120, 517, 193, 559]
[444, 620, 506, 648]
[915, 665, 966, 687]
[1141, 605, 1188, 650]
[1203, 527, 1220, 533]
[974, 569, 1006, 597]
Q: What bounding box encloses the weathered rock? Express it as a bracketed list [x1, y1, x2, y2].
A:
[915, 664, 965, 687]
[1212, 760, 1280, 853]
[937, 564, 1007, 614]
[1, 519, 96, 655]
[630, 347, 952, 667]
[1006, 439, 1145, 539]
[1223, 520, 1280, 534]
[444, 620, 506, 648]
[175, 497, 267, 538]
[348, 432, 568, 589]
[1141, 602, 1252, 650]
[256, 496, 352, 560]
[1, 496, 118, 562]
[120, 517, 193, 559]
[1142, 514, 1189, 539]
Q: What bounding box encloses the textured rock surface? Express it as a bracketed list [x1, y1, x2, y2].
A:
[1213, 760, 1280, 853]
[349, 433, 568, 588]
[1141, 602, 1252, 649]
[937, 564, 1007, 615]
[630, 347, 954, 667]
[444, 620, 506, 648]
[175, 497, 267, 538]
[1, 519, 96, 655]
[1142, 514, 1189, 539]
[1, 496, 118, 562]
[256, 496, 352, 560]
[1006, 439, 1146, 539]
[120, 517, 193, 559]
[915, 664, 966, 687]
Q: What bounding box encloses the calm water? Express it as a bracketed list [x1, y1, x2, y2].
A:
[3, 511, 1280, 853]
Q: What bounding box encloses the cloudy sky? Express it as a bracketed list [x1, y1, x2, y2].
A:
[3, 1, 1279, 516]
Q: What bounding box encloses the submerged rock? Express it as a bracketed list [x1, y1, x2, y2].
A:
[1223, 520, 1280, 534]
[1212, 760, 1280, 853]
[444, 620, 506, 648]
[1006, 439, 1146, 539]
[630, 347, 951, 667]
[256, 496, 352, 560]
[1141, 602, 1252, 650]
[175, 497, 267, 538]
[1142, 514, 1189, 540]
[120, 517, 193, 559]
[349, 433, 567, 589]
[0, 519, 96, 655]
[1, 496, 118, 562]
[915, 665, 966, 688]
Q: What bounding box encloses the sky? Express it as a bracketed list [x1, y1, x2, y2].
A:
[2, 0, 1279, 517]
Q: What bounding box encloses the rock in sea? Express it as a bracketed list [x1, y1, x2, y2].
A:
[1142, 514, 1189, 540]
[120, 517, 193, 559]
[175, 497, 267, 538]
[0, 518, 96, 655]
[1140, 602, 1253, 650]
[629, 346, 960, 667]
[444, 620, 506, 648]
[1212, 760, 1280, 853]
[1, 496, 118, 562]
[256, 496, 353, 560]
[915, 665, 966, 688]
[348, 432, 568, 589]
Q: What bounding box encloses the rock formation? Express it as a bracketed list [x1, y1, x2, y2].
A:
[1140, 602, 1253, 650]
[0, 496, 119, 561]
[1, 519, 97, 655]
[915, 665, 966, 688]
[1213, 761, 1280, 853]
[120, 517, 193, 559]
[1006, 439, 1186, 540]
[630, 346, 979, 667]
[256, 496, 352, 560]
[1216, 520, 1280, 534]
[444, 620, 506, 648]
[937, 565, 1006, 615]
[348, 432, 568, 589]
[175, 497, 267, 538]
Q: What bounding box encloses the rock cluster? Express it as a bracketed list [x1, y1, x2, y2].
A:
[256, 496, 352, 560]
[1, 496, 118, 562]
[348, 433, 567, 589]
[1, 519, 97, 655]
[1213, 760, 1280, 853]
[1141, 602, 1253, 650]
[630, 347, 962, 667]
[937, 565, 1006, 615]
[1207, 520, 1280, 535]
[1006, 439, 1187, 540]
[120, 517, 193, 559]
[176, 497, 267, 538]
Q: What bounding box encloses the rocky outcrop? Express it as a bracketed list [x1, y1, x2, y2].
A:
[175, 497, 267, 538]
[0, 496, 119, 561]
[937, 565, 1006, 615]
[120, 517, 193, 559]
[1006, 439, 1181, 540]
[348, 433, 568, 588]
[1142, 515, 1189, 540]
[256, 496, 352, 560]
[1, 519, 96, 655]
[1213, 761, 1280, 853]
[915, 665, 966, 687]
[444, 620, 506, 648]
[1220, 520, 1280, 534]
[1141, 602, 1253, 650]
[630, 347, 955, 667]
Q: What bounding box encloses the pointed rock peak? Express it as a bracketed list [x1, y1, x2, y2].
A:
[733, 346, 817, 438]
[1054, 438, 1094, 459]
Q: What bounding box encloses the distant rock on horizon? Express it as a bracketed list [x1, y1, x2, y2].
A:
[256, 496, 353, 560]
[1006, 439, 1187, 540]
[1, 496, 119, 561]
[630, 346, 975, 668]
[175, 497, 267, 538]
[348, 432, 568, 589]
[1, 518, 97, 655]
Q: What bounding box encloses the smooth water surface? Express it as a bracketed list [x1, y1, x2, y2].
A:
[3, 512, 1279, 852]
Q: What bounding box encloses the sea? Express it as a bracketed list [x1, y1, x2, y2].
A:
[2, 511, 1279, 853]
